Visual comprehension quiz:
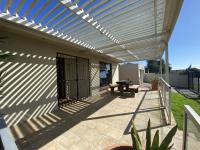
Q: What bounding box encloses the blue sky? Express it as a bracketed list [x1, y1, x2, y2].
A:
[169, 0, 200, 70]
[135, 0, 200, 70]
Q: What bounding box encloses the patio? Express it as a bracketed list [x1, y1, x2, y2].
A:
[11, 86, 183, 150]
[0, 0, 187, 149]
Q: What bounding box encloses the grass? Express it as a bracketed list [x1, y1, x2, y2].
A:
[171, 92, 200, 130]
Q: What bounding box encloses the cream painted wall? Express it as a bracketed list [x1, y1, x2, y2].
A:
[119, 64, 140, 84]
[112, 64, 119, 84]
[1, 31, 58, 127]
[90, 59, 100, 96]
[0, 29, 119, 127]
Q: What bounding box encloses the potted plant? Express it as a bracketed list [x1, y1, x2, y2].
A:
[151, 75, 159, 91]
[105, 119, 177, 150]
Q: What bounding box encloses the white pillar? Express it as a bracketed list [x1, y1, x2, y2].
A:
[165, 44, 169, 83]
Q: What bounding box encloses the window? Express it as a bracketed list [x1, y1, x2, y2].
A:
[100, 62, 112, 87]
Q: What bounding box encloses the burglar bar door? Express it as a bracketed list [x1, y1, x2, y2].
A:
[56, 53, 90, 104]
[77, 57, 90, 100]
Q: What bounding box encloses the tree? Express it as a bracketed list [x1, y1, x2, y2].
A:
[145, 59, 171, 74]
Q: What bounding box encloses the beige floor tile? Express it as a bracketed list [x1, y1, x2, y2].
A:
[13, 89, 188, 150]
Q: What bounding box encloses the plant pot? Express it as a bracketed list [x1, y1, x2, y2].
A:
[104, 145, 132, 150]
[151, 80, 158, 91]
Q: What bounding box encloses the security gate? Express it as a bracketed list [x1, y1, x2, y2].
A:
[56, 53, 90, 107]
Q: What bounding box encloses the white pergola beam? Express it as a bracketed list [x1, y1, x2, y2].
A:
[0, 11, 95, 50]
[68, 0, 164, 38]
[165, 43, 169, 82]
[22, 0, 39, 18]
[67, 0, 151, 35]
[58, 0, 120, 45]
[97, 32, 167, 50]
[13, 0, 26, 15]
[0, 0, 182, 62]
[31, 0, 52, 20]
[4, 0, 12, 12]
[38, 3, 61, 23]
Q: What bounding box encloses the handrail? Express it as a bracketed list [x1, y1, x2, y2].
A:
[159, 77, 171, 124]
[184, 105, 200, 131]
[183, 105, 200, 150]
[0, 117, 18, 150]
[159, 77, 171, 88]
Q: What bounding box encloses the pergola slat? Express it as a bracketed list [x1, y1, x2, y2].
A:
[22, 0, 39, 18]
[30, 0, 52, 20]
[0, 0, 182, 62]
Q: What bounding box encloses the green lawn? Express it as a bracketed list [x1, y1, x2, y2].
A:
[171, 92, 200, 130]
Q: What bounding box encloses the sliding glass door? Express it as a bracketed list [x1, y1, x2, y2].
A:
[56, 53, 90, 104]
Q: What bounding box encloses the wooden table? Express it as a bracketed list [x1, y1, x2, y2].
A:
[116, 80, 130, 92]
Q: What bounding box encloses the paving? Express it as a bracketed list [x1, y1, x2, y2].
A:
[11, 89, 186, 150]
[176, 88, 199, 99]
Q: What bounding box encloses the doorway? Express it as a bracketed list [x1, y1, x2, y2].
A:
[56, 53, 90, 106]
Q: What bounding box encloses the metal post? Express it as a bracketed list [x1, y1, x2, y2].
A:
[163, 84, 166, 106]
[169, 87, 171, 124]
[165, 44, 169, 83]
[198, 73, 199, 94]
[182, 110, 188, 150]
[160, 57, 163, 77]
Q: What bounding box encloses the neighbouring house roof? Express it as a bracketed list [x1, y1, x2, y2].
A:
[170, 69, 188, 75]
[171, 68, 200, 75]
[187, 68, 200, 73]
[0, 0, 183, 62]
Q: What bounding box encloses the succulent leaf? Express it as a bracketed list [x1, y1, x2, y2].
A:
[167, 144, 174, 150]
[132, 134, 142, 150]
[159, 125, 177, 150]
[146, 119, 151, 150]
[131, 120, 141, 144]
[151, 130, 159, 150]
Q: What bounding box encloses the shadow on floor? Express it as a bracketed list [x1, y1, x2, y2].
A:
[123, 90, 168, 135]
[11, 93, 118, 150]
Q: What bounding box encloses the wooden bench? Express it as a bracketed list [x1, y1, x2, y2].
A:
[58, 98, 76, 107]
[109, 84, 119, 94]
[130, 85, 140, 93]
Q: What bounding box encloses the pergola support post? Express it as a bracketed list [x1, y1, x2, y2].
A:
[165, 44, 169, 83]
[160, 56, 162, 78]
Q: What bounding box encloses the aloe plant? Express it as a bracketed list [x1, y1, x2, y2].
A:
[131, 119, 177, 150]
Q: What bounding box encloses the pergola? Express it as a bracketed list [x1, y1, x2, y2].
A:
[0, 0, 183, 81]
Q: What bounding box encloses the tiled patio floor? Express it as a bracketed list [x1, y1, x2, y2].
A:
[12, 89, 183, 150]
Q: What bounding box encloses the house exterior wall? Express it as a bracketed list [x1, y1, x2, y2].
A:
[90, 59, 100, 96]
[0, 29, 119, 126]
[119, 63, 144, 85]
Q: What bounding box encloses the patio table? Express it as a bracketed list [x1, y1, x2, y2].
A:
[116, 80, 130, 92]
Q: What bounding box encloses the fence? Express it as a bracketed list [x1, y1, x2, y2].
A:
[188, 71, 200, 94]
[183, 105, 200, 150]
[169, 72, 188, 88]
[159, 77, 171, 124]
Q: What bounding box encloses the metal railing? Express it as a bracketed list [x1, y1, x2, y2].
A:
[159, 77, 171, 124]
[0, 116, 18, 150]
[183, 105, 200, 150]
